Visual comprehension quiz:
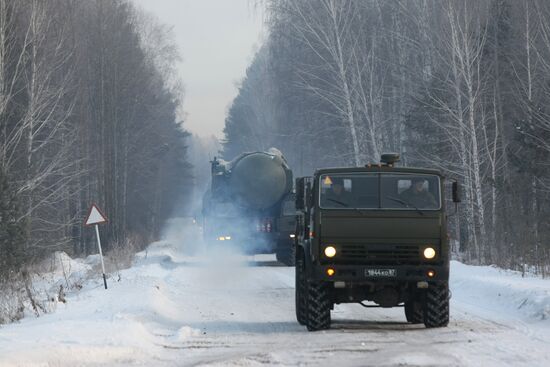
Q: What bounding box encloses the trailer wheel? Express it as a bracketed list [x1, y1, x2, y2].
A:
[423, 282, 449, 328]
[404, 299, 423, 324]
[305, 280, 331, 331]
[295, 250, 307, 325]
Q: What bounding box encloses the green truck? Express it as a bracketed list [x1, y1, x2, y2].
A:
[294, 153, 460, 331]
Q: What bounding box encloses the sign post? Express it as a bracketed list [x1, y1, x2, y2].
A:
[85, 204, 109, 289]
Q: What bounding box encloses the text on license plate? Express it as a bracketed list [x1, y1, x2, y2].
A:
[365, 269, 396, 277]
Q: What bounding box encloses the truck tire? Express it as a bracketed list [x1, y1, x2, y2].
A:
[404, 300, 423, 324]
[423, 282, 449, 328]
[295, 250, 307, 325]
[305, 280, 331, 331]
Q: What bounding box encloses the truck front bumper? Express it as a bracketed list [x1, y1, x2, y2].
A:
[310, 263, 449, 283]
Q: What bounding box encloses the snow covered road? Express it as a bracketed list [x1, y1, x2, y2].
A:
[1, 240, 549, 367]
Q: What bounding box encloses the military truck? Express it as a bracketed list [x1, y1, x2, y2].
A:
[294, 153, 460, 331]
[202, 148, 296, 265]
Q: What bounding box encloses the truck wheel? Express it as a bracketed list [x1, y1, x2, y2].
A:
[423, 282, 449, 328]
[305, 280, 331, 331]
[404, 300, 423, 324]
[295, 250, 307, 325]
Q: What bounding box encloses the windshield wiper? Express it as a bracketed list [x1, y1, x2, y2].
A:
[326, 198, 368, 216]
[326, 198, 348, 207]
[386, 196, 424, 216]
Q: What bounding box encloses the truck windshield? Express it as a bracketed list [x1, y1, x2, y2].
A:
[319, 173, 441, 210]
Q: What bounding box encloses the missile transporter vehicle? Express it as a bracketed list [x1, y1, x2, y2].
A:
[202, 148, 296, 264]
[294, 153, 460, 331]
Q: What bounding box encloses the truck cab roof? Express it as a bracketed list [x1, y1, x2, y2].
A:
[314, 165, 443, 178]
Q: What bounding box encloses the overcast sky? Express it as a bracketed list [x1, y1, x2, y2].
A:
[133, 0, 264, 138]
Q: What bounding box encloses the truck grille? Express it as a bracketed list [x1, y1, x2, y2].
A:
[336, 244, 422, 265]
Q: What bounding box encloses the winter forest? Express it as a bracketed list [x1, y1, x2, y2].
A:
[1, 1, 550, 364]
[224, 0, 550, 273]
[0, 0, 549, 324]
[0, 0, 191, 299]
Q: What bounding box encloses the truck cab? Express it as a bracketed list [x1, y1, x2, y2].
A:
[294, 153, 459, 331]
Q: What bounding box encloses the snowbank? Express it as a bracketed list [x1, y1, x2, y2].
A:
[451, 260, 550, 324]
[34, 251, 96, 286]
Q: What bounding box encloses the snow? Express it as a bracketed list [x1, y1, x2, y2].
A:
[1, 234, 549, 366]
[452, 261, 550, 321]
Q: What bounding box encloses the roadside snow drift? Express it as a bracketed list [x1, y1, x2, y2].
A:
[452, 261, 550, 321]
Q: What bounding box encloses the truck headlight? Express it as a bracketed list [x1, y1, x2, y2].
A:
[423, 247, 436, 259]
[324, 246, 336, 258]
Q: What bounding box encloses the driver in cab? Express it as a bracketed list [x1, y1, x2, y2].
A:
[399, 177, 437, 209]
[322, 177, 353, 207]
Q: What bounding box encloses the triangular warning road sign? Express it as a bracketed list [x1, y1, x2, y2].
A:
[85, 204, 108, 226]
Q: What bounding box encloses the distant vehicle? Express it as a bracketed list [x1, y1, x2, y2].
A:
[202, 148, 296, 265]
[294, 153, 460, 331]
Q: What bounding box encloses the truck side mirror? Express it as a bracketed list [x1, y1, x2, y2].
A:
[305, 182, 313, 208]
[296, 194, 304, 210]
[452, 181, 461, 203]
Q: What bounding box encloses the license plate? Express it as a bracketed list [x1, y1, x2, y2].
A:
[365, 268, 396, 277]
